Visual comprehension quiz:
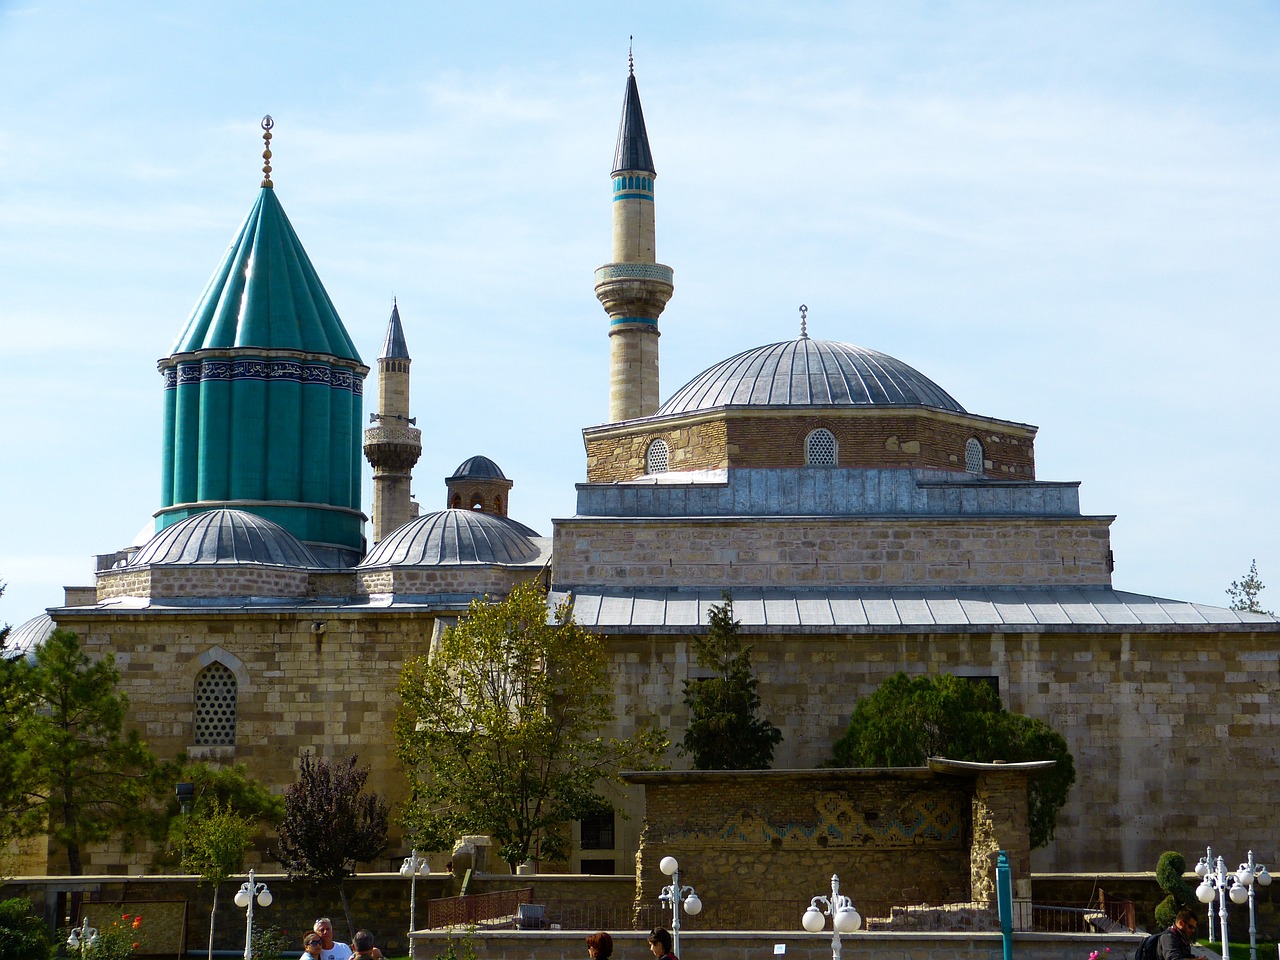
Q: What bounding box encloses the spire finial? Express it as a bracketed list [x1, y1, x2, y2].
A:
[260, 115, 274, 188]
[799, 304, 809, 340]
[628, 36, 634, 75]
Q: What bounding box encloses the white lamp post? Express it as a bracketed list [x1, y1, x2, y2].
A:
[400, 849, 431, 938]
[66, 917, 99, 957]
[1194, 847, 1216, 942]
[1233, 851, 1272, 960]
[802, 874, 862, 960]
[658, 855, 703, 958]
[233, 868, 273, 960]
[1196, 856, 1236, 960]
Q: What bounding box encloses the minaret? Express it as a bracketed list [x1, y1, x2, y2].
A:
[363, 301, 422, 544]
[594, 53, 674, 422]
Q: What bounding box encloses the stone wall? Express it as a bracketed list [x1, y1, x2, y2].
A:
[96, 565, 311, 600]
[583, 408, 1036, 482]
[552, 516, 1114, 588]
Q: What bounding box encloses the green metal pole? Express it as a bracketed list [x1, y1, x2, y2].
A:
[997, 850, 1013, 960]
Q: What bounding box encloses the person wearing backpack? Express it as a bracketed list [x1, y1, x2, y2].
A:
[1137, 908, 1208, 960]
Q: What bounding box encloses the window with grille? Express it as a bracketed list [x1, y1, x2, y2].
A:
[965, 437, 985, 474]
[645, 439, 669, 474]
[194, 662, 237, 746]
[806, 428, 837, 466]
[580, 810, 615, 849]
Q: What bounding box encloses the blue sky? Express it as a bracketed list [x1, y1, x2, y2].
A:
[1, 1, 1277, 624]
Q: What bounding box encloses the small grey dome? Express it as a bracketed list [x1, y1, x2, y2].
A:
[658, 338, 965, 416]
[360, 509, 542, 567]
[6, 613, 54, 664]
[449, 456, 508, 481]
[129, 509, 321, 567]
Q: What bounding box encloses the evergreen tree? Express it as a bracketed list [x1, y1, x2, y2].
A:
[396, 581, 667, 870]
[0, 897, 53, 960]
[1227, 559, 1273, 615]
[829, 671, 1075, 849]
[275, 753, 389, 937]
[681, 594, 783, 770]
[11, 629, 160, 873]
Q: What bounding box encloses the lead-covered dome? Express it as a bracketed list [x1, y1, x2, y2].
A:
[658, 338, 964, 416]
[6, 613, 54, 663]
[128, 509, 321, 567]
[360, 509, 542, 567]
[449, 456, 508, 481]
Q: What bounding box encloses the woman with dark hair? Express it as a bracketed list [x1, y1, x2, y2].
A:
[647, 927, 676, 960]
[585, 931, 613, 959]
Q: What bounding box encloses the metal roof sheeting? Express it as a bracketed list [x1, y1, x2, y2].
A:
[359, 509, 543, 567]
[129, 509, 321, 568]
[549, 585, 1277, 631]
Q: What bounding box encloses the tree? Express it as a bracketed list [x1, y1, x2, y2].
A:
[829, 672, 1076, 849]
[182, 800, 252, 960]
[0, 897, 52, 960]
[10, 629, 161, 873]
[1227, 560, 1273, 615]
[158, 760, 284, 867]
[680, 593, 782, 769]
[395, 581, 668, 870]
[1153, 850, 1195, 929]
[275, 752, 389, 936]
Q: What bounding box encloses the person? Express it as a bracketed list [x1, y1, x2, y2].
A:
[302, 933, 324, 960]
[586, 931, 613, 960]
[647, 927, 676, 960]
[300, 918, 353, 960]
[1155, 909, 1208, 960]
[352, 929, 384, 960]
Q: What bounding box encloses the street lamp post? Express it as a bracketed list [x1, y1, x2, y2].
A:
[1232, 851, 1272, 960]
[66, 917, 99, 957]
[1196, 856, 1238, 960]
[1194, 846, 1216, 942]
[801, 874, 862, 960]
[233, 868, 273, 960]
[658, 856, 703, 958]
[400, 849, 431, 939]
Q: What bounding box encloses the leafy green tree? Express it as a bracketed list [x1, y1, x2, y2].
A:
[680, 594, 782, 769]
[158, 760, 284, 866]
[11, 629, 161, 873]
[275, 752, 389, 936]
[829, 672, 1075, 848]
[0, 897, 53, 960]
[395, 581, 668, 870]
[1227, 560, 1273, 615]
[181, 800, 253, 960]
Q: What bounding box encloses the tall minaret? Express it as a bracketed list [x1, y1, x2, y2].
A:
[362, 301, 422, 544]
[594, 54, 674, 422]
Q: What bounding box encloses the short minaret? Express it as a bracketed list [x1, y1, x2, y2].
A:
[363, 301, 422, 544]
[594, 55, 674, 422]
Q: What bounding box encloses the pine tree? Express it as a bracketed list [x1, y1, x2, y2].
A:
[681, 594, 783, 770]
[1227, 559, 1273, 615]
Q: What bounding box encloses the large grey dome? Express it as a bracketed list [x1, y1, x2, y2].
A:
[658, 338, 965, 416]
[129, 509, 321, 567]
[360, 509, 542, 567]
[6, 613, 54, 664]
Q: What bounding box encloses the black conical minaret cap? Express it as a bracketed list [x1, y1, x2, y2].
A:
[611, 70, 655, 176]
[380, 300, 410, 360]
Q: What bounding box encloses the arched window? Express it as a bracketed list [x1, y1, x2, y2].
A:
[645, 439, 670, 474]
[194, 661, 237, 746]
[805, 428, 837, 466]
[965, 437, 985, 474]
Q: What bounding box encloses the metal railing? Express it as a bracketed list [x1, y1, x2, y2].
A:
[426, 888, 533, 928]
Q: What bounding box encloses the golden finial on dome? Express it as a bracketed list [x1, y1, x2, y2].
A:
[260, 115, 274, 188]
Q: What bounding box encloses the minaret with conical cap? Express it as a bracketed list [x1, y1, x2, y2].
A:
[595, 55, 674, 422]
[363, 301, 422, 544]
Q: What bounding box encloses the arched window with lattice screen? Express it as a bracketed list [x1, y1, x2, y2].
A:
[965, 437, 985, 474]
[645, 439, 670, 474]
[805, 428, 837, 466]
[193, 661, 238, 746]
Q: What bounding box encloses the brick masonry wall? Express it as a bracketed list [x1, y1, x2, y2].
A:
[584, 409, 1035, 482]
[552, 516, 1113, 587]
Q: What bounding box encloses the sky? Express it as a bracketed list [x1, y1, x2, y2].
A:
[0, 1, 1277, 626]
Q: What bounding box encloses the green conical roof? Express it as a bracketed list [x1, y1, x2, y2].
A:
[171, 187, 361, 361]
